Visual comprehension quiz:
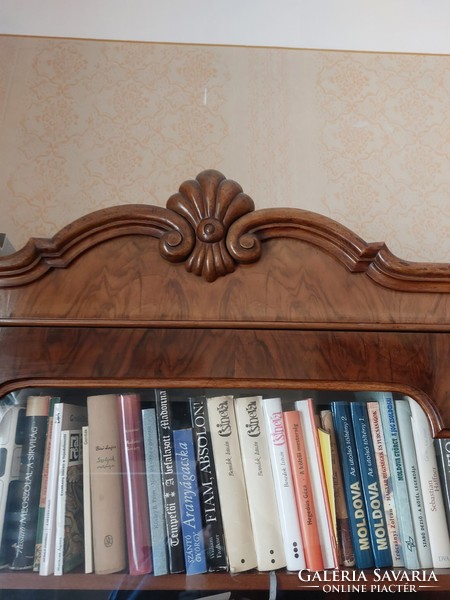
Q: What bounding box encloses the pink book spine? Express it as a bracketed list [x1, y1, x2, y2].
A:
[118, 393, 152, 575]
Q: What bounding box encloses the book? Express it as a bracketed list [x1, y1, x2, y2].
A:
[0, 404, 25, 568]
[235, 396, 286, 571]
[350, 401, 392, 567]
[435, 437, 450, 531]
[331, 401, 375, 569]
[366, 400, 403, 567]
[9, 395, 50, 570]
[317, 428, 335, 536]
[118, 393, 152, 576]
[188, 396, 228, 572]
[283, 409, 323, 571]
[408, 396, 450, 568]
[295, 398, 338, 569]
[372, 391, 420, 569]
[87, 393, 127, 575]
[207, 395, 257, 573]
[395, 399, 432, 568]
[173, 427, 208, 574]
[82, 425, 93, 574]
[142, 407, 169, 576]
[320, 409, 355, 567]
[40, 401, 88, 576]
[154, 388, 185, 573]
[33, 397, 59, 571]
[261, 397, 306, 572]
[54, 429, 85, 575]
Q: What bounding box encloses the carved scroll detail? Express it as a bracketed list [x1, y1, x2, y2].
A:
[165, 170, 255, 282]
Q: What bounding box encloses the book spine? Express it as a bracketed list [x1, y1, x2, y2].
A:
[283, 409, 323, 571]
[366, 400, 403, 566]
[435, 437, 450, 531]
[235, 396, 286, 571]
[54, 429, 70, 576]
[320, 409, 355, 567]
[331, 401, 375, 569]
[173, 428, 208, 575]
[376, 391, 420, 569]
[395, 399, 433, 568]
[33, 397, 59, 571]
[118, 393, 152, 576]
[350, 401, 392, 568]
[188, 397, 228, 572]
[408, 397, 450, 568]
[82, 425, 93, 574]
[207, 395, 258, 573]
[261, 397, 306, 572]
[295, 398, 338, 569]
[87, 394, 127, 575]
[142, 408, 169, 576]
[154, 389, 185, 573]
[10, 395, 50, 570]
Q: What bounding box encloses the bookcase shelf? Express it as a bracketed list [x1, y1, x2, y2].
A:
[1, 169, 450, 597]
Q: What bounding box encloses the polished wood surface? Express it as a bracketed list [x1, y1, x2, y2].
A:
[0, 170, 449, 592]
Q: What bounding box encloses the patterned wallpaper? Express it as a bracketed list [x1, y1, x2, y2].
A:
[0, 36, 449, 262]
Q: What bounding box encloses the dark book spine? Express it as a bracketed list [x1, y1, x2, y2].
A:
[154, 389, 185, 573]
[331, 401, 375, 570]
[435, 438, 450, 531]
[189, 397, 228, 572]
[10, 396, 50, 570]
[350, 401, 392, 568]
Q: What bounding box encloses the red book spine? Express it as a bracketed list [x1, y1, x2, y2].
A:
[118, 393, 152, 575]
[284, 410, 324, 571]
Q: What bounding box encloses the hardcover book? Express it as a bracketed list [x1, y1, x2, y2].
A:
[87, 393, 127, 575]
[261, 397, 306, 572]
[435, 437, 450, 531]
[173, 427, 208, 575]
[207, 395, 257, 573]
[320, 409, 355, 567]
[118, 393, 152, 576]
[9, 395, 50, 570]
[284, 409, 323, 571]
[82, 425, 93, 574]
[366, 400, 403, 566]
[142, 407, 169, 576]
[395, 399, 432, 568]
[54, 429, 85, 575]
[331, 401, 375, 569]
[188, 396, 227, 572]
[235, 396, 286, 571]
[295, 398, 338, 569]
[154, 389, 185, 573]
[350, 401, 392, 568]
[408, 396, 450, 568]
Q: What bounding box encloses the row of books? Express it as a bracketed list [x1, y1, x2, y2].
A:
[1, 388, 450, 576]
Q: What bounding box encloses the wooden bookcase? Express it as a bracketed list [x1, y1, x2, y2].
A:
[0, 169, 450, 597]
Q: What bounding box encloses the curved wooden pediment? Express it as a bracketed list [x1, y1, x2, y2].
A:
[0, 169, 449, 292]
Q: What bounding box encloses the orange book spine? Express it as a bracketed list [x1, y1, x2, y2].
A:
[284, 410, 324, 571]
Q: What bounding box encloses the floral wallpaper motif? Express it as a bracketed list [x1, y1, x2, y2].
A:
[0, 36, 448, 262]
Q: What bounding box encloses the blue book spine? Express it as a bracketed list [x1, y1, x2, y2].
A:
[331, 401, 375, 569]
[173, 428, 208, 575]
[350, 401, 392, 567]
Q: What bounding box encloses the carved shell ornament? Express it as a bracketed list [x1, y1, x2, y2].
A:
[164, 170, 255, 282]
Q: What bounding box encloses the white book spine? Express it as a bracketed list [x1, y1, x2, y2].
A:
[261, 397, 306, 571]
[54, 430, 69, 576]
[395, 399, 433, 568]
[408, 396, 450, 569]
[366, 401, 403, 567]
[82, 425, 93, 574]
[40, 402, 63, 575]
[207, 395, 257, 573]
[234, 396, 286, 571]
[295, 399, 338, 569]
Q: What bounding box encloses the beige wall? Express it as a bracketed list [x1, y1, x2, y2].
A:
[1, 35, 449, 262]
